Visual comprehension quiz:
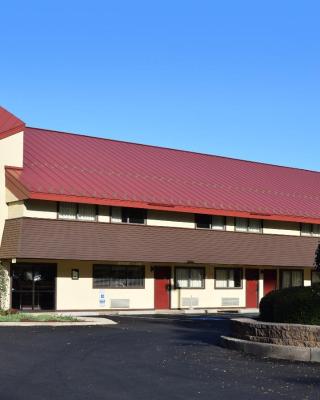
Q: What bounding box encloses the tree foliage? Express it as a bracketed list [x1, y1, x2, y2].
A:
[0, 263, 8, 310]
[314, 243, 320, 272]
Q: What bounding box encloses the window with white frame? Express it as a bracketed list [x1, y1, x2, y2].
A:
[280, 270, 303, 289]
[212, 215, 226, 230]
[59, 202, 77, 220]
[59, 202, 97, 221]
[93, 265, 145, 288]
[311, 271, 320, 285]
[175, 267, 205, 289]
[235, 218, 262, 233]
[215, 268, 242, 288]
[301, 223, 320, 237]
[195, 214, 225, 230]
[78, 204, 96, 221]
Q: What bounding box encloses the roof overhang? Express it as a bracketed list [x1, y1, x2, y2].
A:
[0, 217, 318, 267]
[0, 107, 25, 139]
[6, 166, 320, 225]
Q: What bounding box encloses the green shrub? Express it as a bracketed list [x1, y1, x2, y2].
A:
[259, 284, 320, 325]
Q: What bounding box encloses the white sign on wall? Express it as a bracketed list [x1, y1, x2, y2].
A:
[99, 290, 106, 307]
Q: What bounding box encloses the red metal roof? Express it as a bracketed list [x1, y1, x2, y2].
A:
[5, 126, 320, 223]
[0, 107, 25, 139]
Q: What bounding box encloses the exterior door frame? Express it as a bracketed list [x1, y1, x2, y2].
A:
[263, 269, 277, 296]
[154, 266, 171, 310]
[11, 262, 57, 311]
[245, 268, 259, 308]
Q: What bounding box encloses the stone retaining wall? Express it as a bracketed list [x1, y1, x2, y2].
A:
[231, 318, 320, 348]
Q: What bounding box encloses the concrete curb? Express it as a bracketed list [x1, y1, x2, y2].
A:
[221, 336, 320, 363]
[0, 317, 117, 327]
[57, 309, 259, 317]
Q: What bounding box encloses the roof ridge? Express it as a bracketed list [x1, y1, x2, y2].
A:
[26, 126, 320, 175]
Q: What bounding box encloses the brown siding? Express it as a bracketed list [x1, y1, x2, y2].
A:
[0, 217, 318, 267]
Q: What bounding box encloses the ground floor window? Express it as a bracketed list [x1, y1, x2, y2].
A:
[93, 265, 145, 288]
[311, 271, 320, 285]
[215, 268, 242, 288]
[175, 267, 205, 289]
[280, 270, 304, 289]
[11, 263, 56, 310]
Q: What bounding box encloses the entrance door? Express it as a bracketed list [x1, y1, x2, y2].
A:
[154, 267, 171, 309]
[263, 269, 277, 295]
[245, 269, 259, 308]
[11, 263, 56, 310]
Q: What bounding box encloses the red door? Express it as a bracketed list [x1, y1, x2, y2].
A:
[246, 269, 259, 308]
[154, 267, 171, 309]
[263, 270, 277, 296]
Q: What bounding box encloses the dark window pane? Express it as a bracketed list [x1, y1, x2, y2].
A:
[280, 270, 304, 288]
[233, 269, 242, 288]
[126, 267, 144, 287]
[111, 266, 127, 288]
[195, 214, 211, 229]
[122, 208, 145, 224]
[312, 271, 320, 285]
[121, 208, 129, 223]
[93, 265, 144, 288]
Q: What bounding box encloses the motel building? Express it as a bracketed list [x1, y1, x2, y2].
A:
[0, 106, 320, 313]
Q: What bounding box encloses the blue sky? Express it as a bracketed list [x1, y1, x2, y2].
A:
[1, 1, 319, 170]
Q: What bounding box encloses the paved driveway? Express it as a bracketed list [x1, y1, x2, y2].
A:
[0, 315, 319, 400]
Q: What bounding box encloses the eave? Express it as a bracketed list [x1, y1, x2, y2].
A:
[5, 166, 320, 225]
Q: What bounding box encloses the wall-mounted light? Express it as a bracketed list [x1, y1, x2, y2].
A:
[71, 269, 80, 280]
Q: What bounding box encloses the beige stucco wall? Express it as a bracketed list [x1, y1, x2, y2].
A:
[6, 188, 19, 203]
[0, 131, 24, 242]
[7, 201, 25, 219]
[7, 201, 111, 222]
[5, 198, 312, 238]
[170, 265, 246, 309]
[56, 261, 154, 310]
[7, 260, 314, 311]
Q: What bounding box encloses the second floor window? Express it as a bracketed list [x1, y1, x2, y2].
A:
[301, 223, 320, 237]
[59, 202, 96, 221]
[235, 218, 262, 233]
[195, 214, 225, 230]
[195, 214, 211, 229]
[121, 208, 146, 224]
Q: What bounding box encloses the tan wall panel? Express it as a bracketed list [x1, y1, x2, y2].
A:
[170, 265, 246, 308]
[6, 188, 19, 203]
[0, 131, 24, 242]
[7, 202, 25, 219]
[56, 261, 154, 310]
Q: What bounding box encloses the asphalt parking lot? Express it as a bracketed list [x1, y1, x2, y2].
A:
[0, 314, 319, 400]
